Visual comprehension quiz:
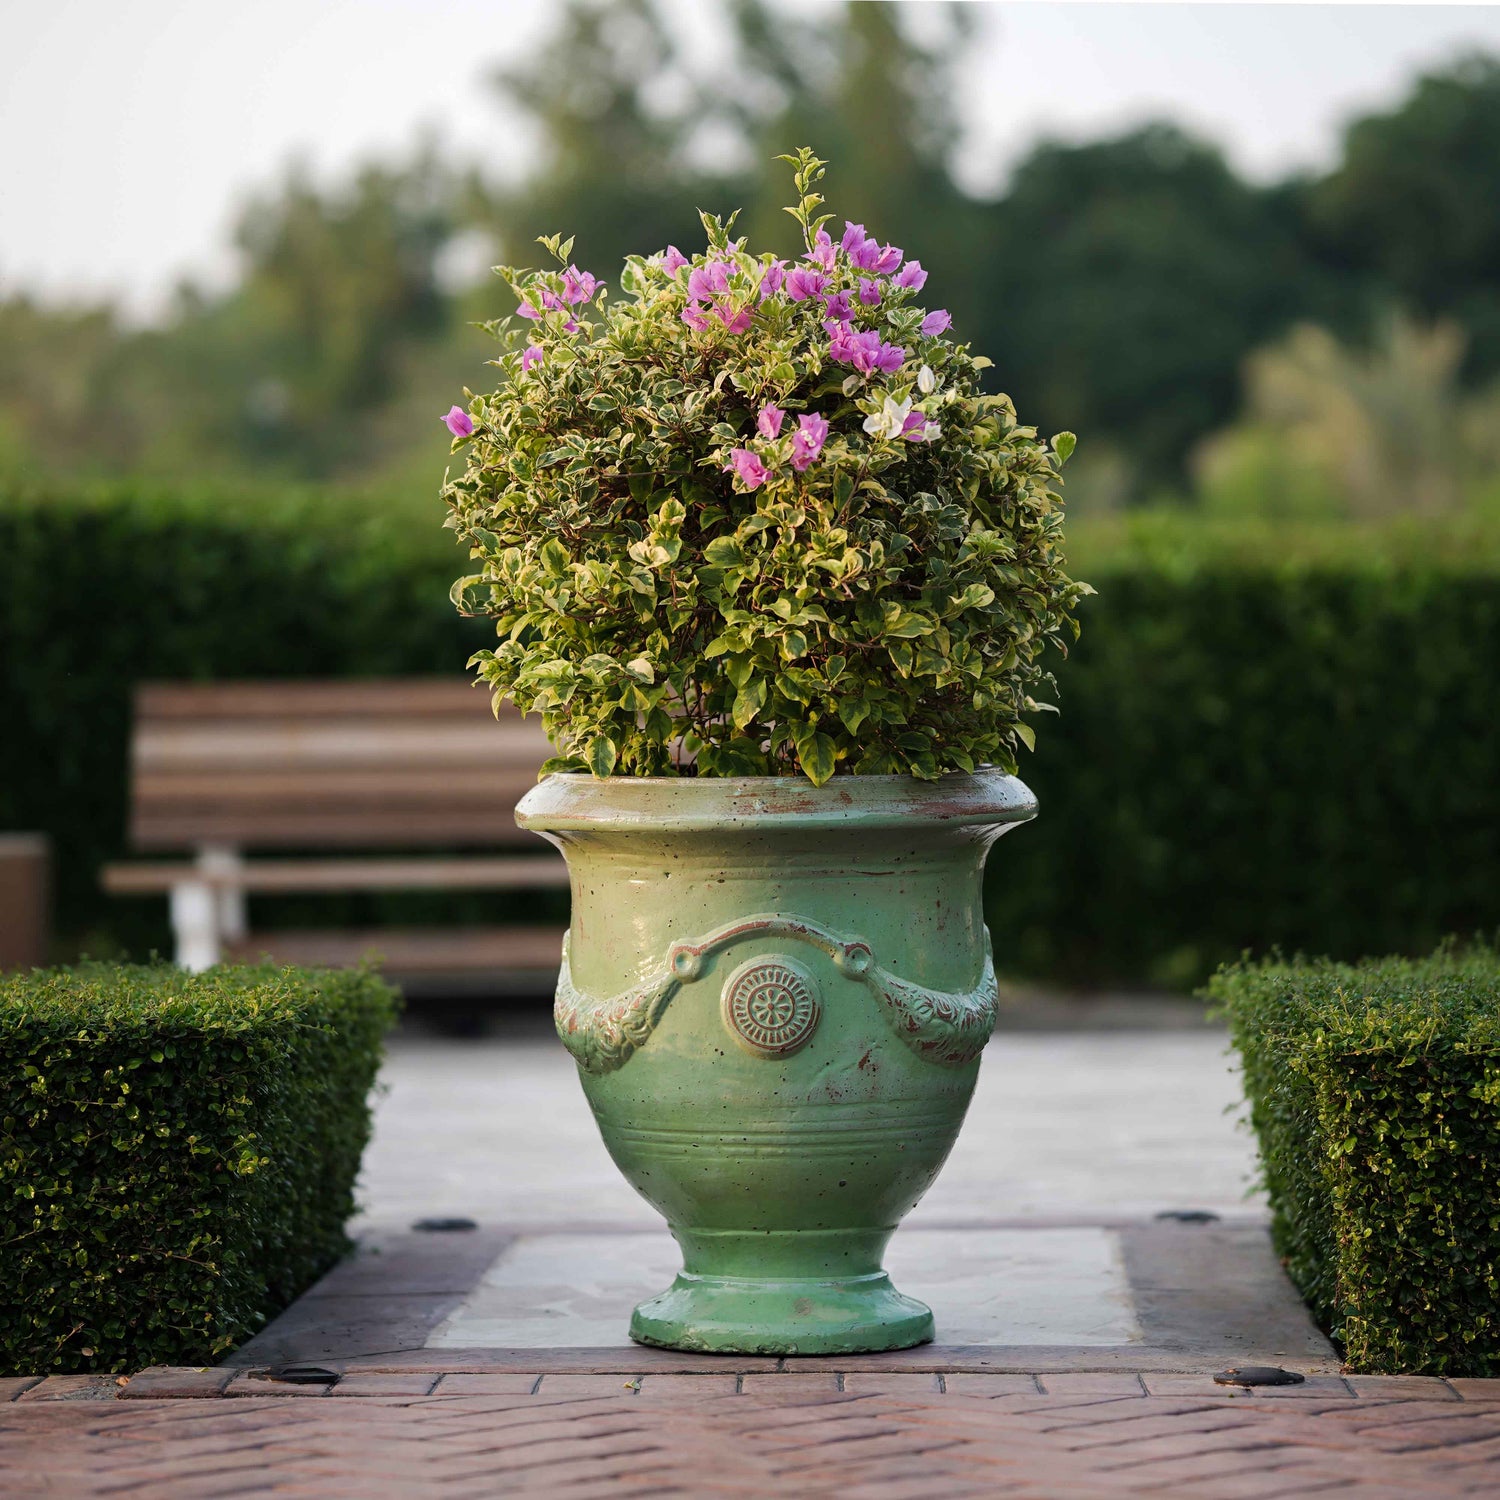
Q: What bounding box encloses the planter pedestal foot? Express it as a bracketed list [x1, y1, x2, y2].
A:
[630, 1270, 934, 1355]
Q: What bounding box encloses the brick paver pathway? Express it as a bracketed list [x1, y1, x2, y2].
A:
[5, 1369, 1500, 1497]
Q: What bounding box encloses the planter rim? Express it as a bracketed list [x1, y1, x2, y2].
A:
[515, 766, 1036, 835]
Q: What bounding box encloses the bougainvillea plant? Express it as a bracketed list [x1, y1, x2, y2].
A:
[443, 150, 1090, 785]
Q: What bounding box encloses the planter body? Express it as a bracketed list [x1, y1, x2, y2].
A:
[515, 770, 1036, 1355]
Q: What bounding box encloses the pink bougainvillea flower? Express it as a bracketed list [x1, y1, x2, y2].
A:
[901, 409, 940, 442]
[827, 325, 855, 360]
[540, 288, 565, 312]
[681, 301, 713, 331]
[688, 259, 732, 302]
[517, 300, 542, 320]
[791, 412, 829, 472]
[715, 301, 753, 334]
[757, 403, 785, 439]
[828, 325, 905, 375]
[520, 344, 544, 373]
[561, 265, 599, 304]
[726, 447, 771, 490]
[807, 228, 837, 271]
[660, 245, 689, 274]
[784, 267, 828, 302]
[442, 405, 474, 437]
[848, 237, 882, 271]
[841, 221, 868, 253]
[893, 259, 927, 292]
[858, 278, 882, 306]
[823, 289, 855, 324]
[921, 308, 953, 336]
[873, 244, 903, 274]
[758, 259, 787, 300]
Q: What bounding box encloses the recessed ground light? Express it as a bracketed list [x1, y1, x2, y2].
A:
[412, 1217, 478, 1232]
[256, 1365, 341, 1386]
[1155, 1209, 1221, 1223]
[1214, 1366, 1305, 1387]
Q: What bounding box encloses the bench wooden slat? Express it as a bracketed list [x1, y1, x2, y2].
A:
[224, 925, 566, 975]
[137, 679, 502, 718]
[128, 810, 538, 850]
[124, 678, 554, 852]
[134, 723, 543, 770]
[134, 769, 539, 803]
[102, 855, 568, 896]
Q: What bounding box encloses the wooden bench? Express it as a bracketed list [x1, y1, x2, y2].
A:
[101, 679, 568, 993]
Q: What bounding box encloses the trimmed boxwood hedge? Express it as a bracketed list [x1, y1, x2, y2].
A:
[3, 484, 1498, 985]
[1210, 939, 1500, 1375]
[0, 961, 399, 1375]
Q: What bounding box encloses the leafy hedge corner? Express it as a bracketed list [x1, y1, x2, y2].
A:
[1209, 938, 1500, 1375]
[0, 962, 399, 1375]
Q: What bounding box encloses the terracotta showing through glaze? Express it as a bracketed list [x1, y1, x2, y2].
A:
[515, 770, 1036, 1355]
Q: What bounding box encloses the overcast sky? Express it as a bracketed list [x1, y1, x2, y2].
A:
[4, 1, 1500, 319]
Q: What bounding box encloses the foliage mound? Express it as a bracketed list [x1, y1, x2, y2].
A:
[0, 962, 398, 1374]
[444, 151, 1089, 784]
[1210, 940, 1500, 1375]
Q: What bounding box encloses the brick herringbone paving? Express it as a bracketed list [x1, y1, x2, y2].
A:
[3, 1373, 1499, 1498]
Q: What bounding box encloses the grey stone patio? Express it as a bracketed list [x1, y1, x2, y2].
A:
[353, 1027, 1261, 1233]
[226, 1022, 1338, 1374]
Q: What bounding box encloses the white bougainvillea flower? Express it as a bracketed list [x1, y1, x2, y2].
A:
[863, 393, 914, 441]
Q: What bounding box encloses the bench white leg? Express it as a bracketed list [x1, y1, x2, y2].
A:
[219, 886, 248, 942]
[199, 845, 247, 942]
[170, 881, 221, 972]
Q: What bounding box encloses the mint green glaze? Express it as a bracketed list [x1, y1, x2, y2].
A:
[515, 770, 1036, 1355]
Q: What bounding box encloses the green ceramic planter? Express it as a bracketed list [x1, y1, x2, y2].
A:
[515, 770, 1036, 1355]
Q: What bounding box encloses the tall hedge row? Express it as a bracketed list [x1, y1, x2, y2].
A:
[3, 487, 1497, 986]
[996, 556, 1500, 985]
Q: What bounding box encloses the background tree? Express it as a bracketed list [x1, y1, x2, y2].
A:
[0, 10, 1496, 514]
[1195, 313, 1499, 519]
[0, 297, 125, 475]
[215, 149, 464, 478]
[973, 124, 1338, 497]
[1308, 53, 1500, 383]
[477, 0, 735, 281]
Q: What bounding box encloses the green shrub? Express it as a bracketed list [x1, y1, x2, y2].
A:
[1209, 940, 1500, 1375]
[446, 150, 1088, 783]
[0, 961, 399, 1374]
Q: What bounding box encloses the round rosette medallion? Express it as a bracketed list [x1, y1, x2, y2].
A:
[721, 955, 821, 1058]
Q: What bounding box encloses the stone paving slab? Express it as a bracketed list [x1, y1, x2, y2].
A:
[223, 1216, 1336, 1376]
[4, 1373, 1500, 1498]
[429, 1225, 1142, 1349]
[116, 1367, 235, 1401]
